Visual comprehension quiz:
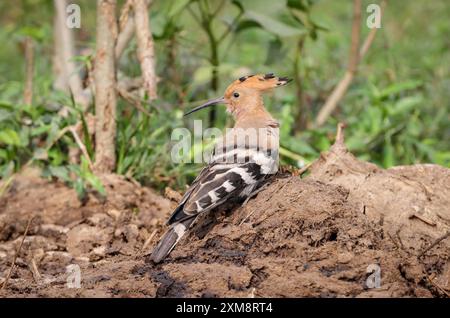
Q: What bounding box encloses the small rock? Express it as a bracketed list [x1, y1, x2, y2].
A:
[347, 228, 365, 238]
[337, 252, 354, 264]
[74, 256, 90, 264]
[114, 228, 123, 238]
[38, 224, 69, 237]
[123, 224, 139, 243]
[42, 251, 73, 266]
[84, 274, 111, 285]
[87, 213, 113, 228]
[92, 246, 107, 255]
[165, 187, 183, 202]
[107, 209, 121, 221]
[358, 238, 373, 248]
[30, 248, 45, 264]
[138, 228, 149, 242]
[15, 235, 58, 252]
[66, 224, 113, 257]
[90, 246, 107, 261]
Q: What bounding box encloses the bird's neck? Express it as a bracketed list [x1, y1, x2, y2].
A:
[234, 105, 278, 129]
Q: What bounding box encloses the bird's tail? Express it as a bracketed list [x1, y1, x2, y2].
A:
[149, 217, 196, 263]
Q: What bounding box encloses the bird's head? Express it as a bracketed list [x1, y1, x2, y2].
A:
[184, 73, 292, 118]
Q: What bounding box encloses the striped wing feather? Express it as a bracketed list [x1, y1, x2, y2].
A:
[167, 161, 265, 225]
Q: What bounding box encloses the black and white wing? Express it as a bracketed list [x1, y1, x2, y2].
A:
[150, 132, 278, 263]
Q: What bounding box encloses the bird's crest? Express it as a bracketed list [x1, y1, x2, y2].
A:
[224, 73, 292, 97]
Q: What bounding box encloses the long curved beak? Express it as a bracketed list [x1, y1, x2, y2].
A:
[184, 97, 225, 116]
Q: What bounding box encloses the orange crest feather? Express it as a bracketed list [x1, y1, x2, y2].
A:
[224, 73, 292, 97]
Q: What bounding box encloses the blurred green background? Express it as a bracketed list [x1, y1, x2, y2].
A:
[0, 0, 449, 195]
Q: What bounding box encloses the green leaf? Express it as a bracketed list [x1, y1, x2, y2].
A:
[0, 108, 13, 122]
[31, 124, 51, 137]
[79, 111, 94, 159]
[283, 138, 317, 156]
[287, 0, 311, 12]
[383, 136, 395, 167]
[48, 166, 71, 182]
[0, 102, 15, 110]
[85, 173, 106, 196]
[236, 0, 286, 14]
[48, 149, 64, 166]
[0, 161, 15, 179]
[244, 10, 306, 37]
[74, 178, 86, 201]
[435, 152, 450, 167]
[378, 80, 422, 99]
[231, 0, 245, 12]
[235, 20, 262, 33]
[265, 37, 286, 64]
[346, 135, 367, 151]
[80, 156, 89, 177]
[368, 107, 383, 134]
[18, 26, 45, 42]
[168, 0, 190, 17]
[389, 96, 423, 116]
[0, 149, 8, 160]
[0, 128, 21, 146]
[33, 148, 48, 160]
[316, 135, 331, 151]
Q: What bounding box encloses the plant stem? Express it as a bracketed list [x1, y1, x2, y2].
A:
[23, 37, 34, 106]
[199, 1, 219, 126]
[293, 36, 307, 133]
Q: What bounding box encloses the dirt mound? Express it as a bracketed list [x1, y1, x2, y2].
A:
[0, 171, 171, 297]
[151, 128, 449, 297]
[148, 176, 448, 297]
[0, 128, 449, 297]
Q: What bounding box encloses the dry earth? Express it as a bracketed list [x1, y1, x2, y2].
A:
[0, 130, 449, 297]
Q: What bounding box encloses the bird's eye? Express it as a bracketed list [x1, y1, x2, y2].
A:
[233, 92, 240, 98]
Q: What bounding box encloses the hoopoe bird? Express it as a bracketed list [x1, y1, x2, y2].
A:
[150, 73, 292, 263]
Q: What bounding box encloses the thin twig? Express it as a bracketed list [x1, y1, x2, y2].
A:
[217, 9, 243, 44]
[141, 229, 157, 253]
[1, 217, 34, 290]
[359, 1, 386, 58]
[187, 4, 201, 23]
[418, 231, 450, 258]
[53, 0, 90, 110]
[211, 0, 226, 18]
[314, 0, 361, 127]
[297, 162, 313, 177]
[116, 85, 151, 116]
[118, 0, 133, 31]
[28, 258, 41, 283]
[134, 0, 157, 100]
[335, 122, 347, 145]
[116, 14, 135, 60]
[348, 0, 362, 73]
[427, 274, 450, 297]
[23, 37, 34, 105]
[409, 212, 436, 227]
[69, 127, 94, 170]
[116, 0, 135, 60]
[314, 1, 386, 128]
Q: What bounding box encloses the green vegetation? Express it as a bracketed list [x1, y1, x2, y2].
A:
[0, 0, 449, 194]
